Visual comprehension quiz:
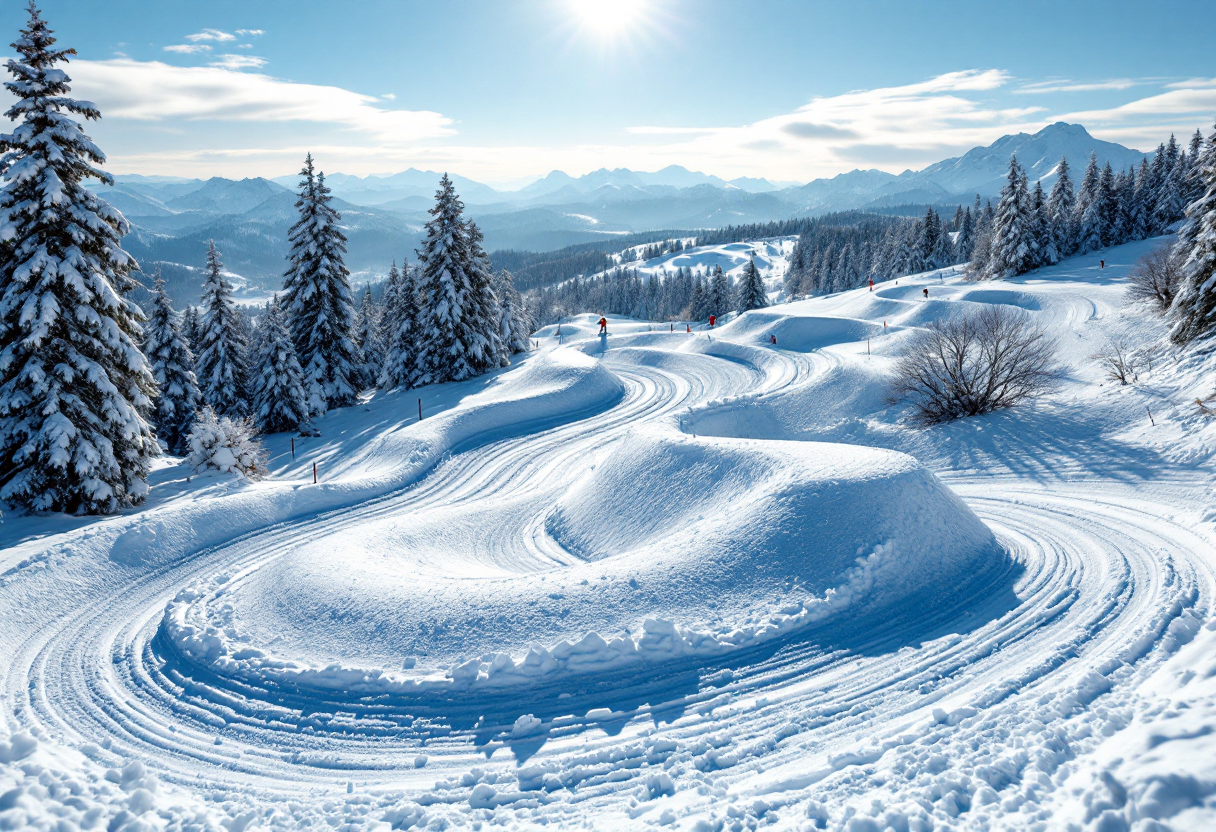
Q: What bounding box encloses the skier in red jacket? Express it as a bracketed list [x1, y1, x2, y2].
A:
[708, 314, 716, 328]
[598, 316, 607, 335]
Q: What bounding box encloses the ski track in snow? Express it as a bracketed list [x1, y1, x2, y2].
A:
[3, 237, 1216, 831]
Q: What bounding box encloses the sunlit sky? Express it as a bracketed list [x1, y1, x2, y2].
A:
[7, 0, 1216, 186]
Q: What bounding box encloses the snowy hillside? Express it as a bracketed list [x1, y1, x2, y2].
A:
[3, 238, 1216, 831]
[610, 235, 798, 294]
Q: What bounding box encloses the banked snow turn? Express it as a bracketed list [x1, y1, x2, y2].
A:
[1, 237, 1215, 831]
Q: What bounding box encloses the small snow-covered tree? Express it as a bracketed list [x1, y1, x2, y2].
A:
[196, 240, 249, 417]
[0, 3, 159, 513]
[736, 258, 768, 311]
[251, 300, 309, 434]
[416, 174, 477, 384]
[382, 262, 422, 388]
[353, 286, 384, 389]
[181, 304, 201, 355]
[282, 156, 360, 414]
[145, 272, 201, 454]
[186, 406, 267, 480]
[494, 269, 534, 354]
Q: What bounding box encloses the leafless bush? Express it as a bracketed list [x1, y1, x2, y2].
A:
[889, 305, 1059, 424]
[1126, 245, 1182, 314]
[1091, 335, 1139, 385]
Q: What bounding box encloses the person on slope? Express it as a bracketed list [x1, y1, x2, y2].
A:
[598, 316, 608, 335]
[709, 314, 716, 329]
[922, 287, 929, 299]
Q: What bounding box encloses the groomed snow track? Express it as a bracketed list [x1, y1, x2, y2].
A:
[3, 246, 1215, 830]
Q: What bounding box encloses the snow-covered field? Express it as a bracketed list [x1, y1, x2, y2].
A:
[3, 237, 1216, 831]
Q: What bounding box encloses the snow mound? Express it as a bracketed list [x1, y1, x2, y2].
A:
[719, 311, 885, 351]
[159, 425, 998, 693]
[958, 288, 1042, 310]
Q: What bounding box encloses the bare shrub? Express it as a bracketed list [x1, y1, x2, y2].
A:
[1126, 246, 1182, 314]
[889, 305, 1059, 424]
[1091, 335, 1139, 385]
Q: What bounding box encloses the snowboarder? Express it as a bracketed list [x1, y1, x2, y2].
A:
[770, 334, 777, 345]
[922, 287, 929, 299]
[598, 317, 607, 335]
[868, 276, 874, 292]
[1100, 259, 1105, 269]
[709, 314, 716, 329]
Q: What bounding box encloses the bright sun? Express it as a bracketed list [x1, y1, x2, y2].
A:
[570, 0, 647, 37]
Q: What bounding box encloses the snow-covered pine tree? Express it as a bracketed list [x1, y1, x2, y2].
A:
[1169, 139, 1216, 343]
[353, 286, 384, 389]
[181, 304, 201, 355]
[1048, 156, 1076, 257]
[251, 299, 309, 434]
[196, 240, 249, 417]
[1154, 152, 1186, 232]
[415, 174, 479, 385]
[282, 157, 360, 415]
[464, 220, 507, 372]
[379, 260, 401, 347]
[955, 208, 976, 262]
[930, 217, 956, 269]
[708, 265, 732, 315]
[1030, 181, 1057, 268]
[987, 156, 1037, 278]
[1130, 158, 1154, 241]
[1074, 153, 1101, 251]
[0, 3, 158, 513]
[381, 262, 422, 388]
[916, 207, 939, 269]
[145, 271, 201, 454]
[736, 258, 768, 312]
[494, 269, 534, 354]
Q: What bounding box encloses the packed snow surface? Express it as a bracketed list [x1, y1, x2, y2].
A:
[4, 237, 1216, 831]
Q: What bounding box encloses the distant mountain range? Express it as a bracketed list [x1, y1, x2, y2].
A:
[94, 123, 1150, 306]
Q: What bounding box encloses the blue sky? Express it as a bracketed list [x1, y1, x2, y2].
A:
[6, 0, 1216, 185]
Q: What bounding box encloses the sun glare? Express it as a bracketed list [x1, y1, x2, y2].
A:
[570, 0, 647, 37]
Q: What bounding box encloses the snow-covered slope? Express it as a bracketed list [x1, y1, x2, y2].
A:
[2, 237, 1215, 831]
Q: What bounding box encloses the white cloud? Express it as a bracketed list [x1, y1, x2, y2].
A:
[208, 54, 268, 71]
[163, 44, 211, 54]
[70, 58, 455, 143]
[1057, 85, 1216, 126]
[381, 93, 396, 101]
[1014, 78, 1139, 94]
[235, 29, 265, 37]
[184, 28, 236, 43]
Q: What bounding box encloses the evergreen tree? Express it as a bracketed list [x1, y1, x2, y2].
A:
[0, 3, 158, 513]
[196, 240, 249, 417]
[956, 208, 976, 262]
[251, 299, 309, 434]
[1154, 153, 1186, 231]
[916, 207, 940, 269]
[381, 262, 422, 388]
[145, 272, 201, 454]
[987, 156, 1037, 277]
[379, 261, 401, 345]
[708, 265, 732, 315]
[1130, 158, 1154, 240]
[415, 174, 478, 385]
[181, 304, 201, 355]
[1170, 141, 1216, 343]
[353, 286, 384, 389]
[736, 258, 768, 312]
[494, 269, 534, 354]
[1074, 152, 1101, 248]
[464, 220, 508, 371]
[1030, 181, 1057, 267]
[282, 156, 360, 415]
[1048, 156, 1076, 256]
